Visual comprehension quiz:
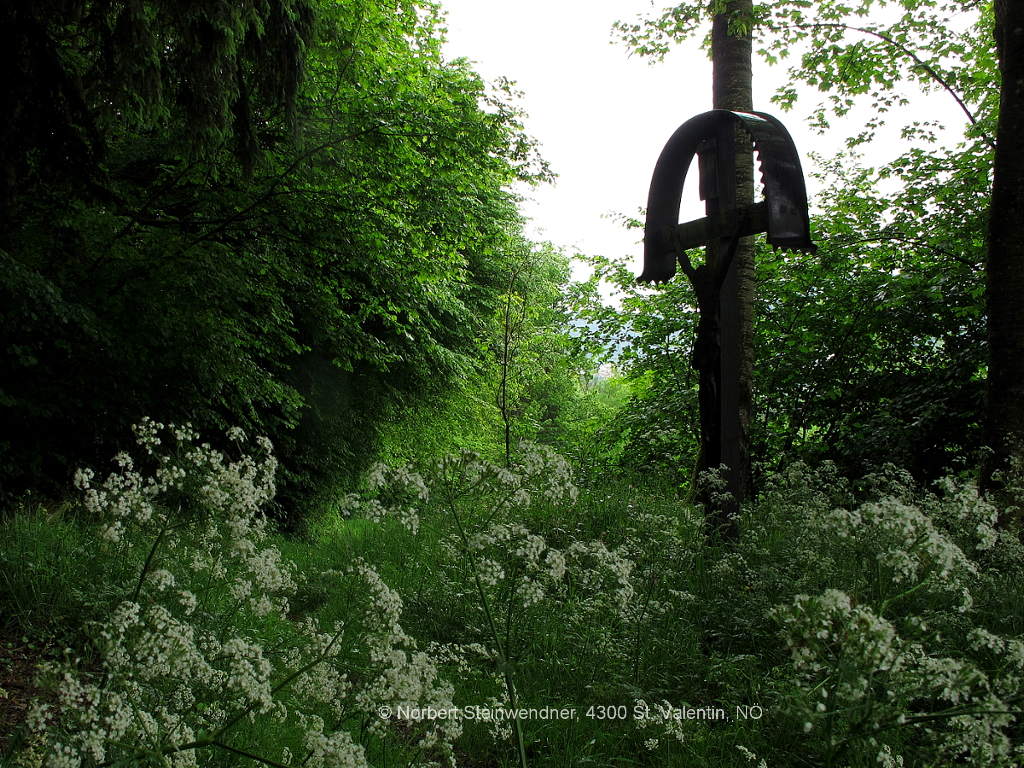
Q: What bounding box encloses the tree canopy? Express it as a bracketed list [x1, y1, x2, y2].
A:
[600, 0, 1001, 496]
[2, 0, 1019, 527]
[0, 0, 552, 521]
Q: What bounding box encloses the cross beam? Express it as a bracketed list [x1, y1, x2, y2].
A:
[671, 201, 769, 252]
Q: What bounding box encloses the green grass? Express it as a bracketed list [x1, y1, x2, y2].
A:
[0, 503, 98, 640]
[280, 475, 779, 768]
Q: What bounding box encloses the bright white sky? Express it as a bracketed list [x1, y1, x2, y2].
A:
[438, 0, 970, 276]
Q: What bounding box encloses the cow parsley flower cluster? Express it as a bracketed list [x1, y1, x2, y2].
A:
[709, 461, 1024, 766]
[354, 447, 638, 623]
[631, 698, 687, 749]
[774, 590, 908, 696]
[30, 422, 459, 768]
[345, 462, 431, 533]
[925, 475, 1002, 552]
[823, 497, 977, 611]
[774, 583, 1024, 763]
[516, 442, 579, 503]
[348, 445, 642, 766]
[459, 521, 563, 605]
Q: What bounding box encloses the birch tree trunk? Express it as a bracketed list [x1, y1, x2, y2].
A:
[711, 0, 755, 517]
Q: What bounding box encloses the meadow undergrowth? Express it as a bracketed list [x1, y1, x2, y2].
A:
[8, 420, 459, 768]
[1, 426, 1022, 767]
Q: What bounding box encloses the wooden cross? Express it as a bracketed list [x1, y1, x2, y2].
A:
[640, 110, 815, 525]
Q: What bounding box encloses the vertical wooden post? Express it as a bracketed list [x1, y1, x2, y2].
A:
[696, 122, 742, 533]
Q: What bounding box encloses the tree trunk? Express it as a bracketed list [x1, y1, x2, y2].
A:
[710, 0, 755, 523]
[980, 0, 1024, 523]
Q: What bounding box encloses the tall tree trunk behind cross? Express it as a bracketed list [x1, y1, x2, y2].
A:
[980, 0, 1024, 524]
[704, 0, 754, 529]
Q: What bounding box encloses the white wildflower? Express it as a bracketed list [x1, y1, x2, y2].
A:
[147, 569, 175, 592]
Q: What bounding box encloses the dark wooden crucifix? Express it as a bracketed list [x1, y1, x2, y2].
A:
[639, 110, 816, 530]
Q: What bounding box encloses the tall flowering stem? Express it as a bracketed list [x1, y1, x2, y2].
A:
[443, 483, 530, 768]
[352, 445, 586, 768]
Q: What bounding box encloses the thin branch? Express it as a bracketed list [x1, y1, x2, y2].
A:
[766, 20, 995, 149]
[831, 233, 982, 268]
[177, 124, 386, 257]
